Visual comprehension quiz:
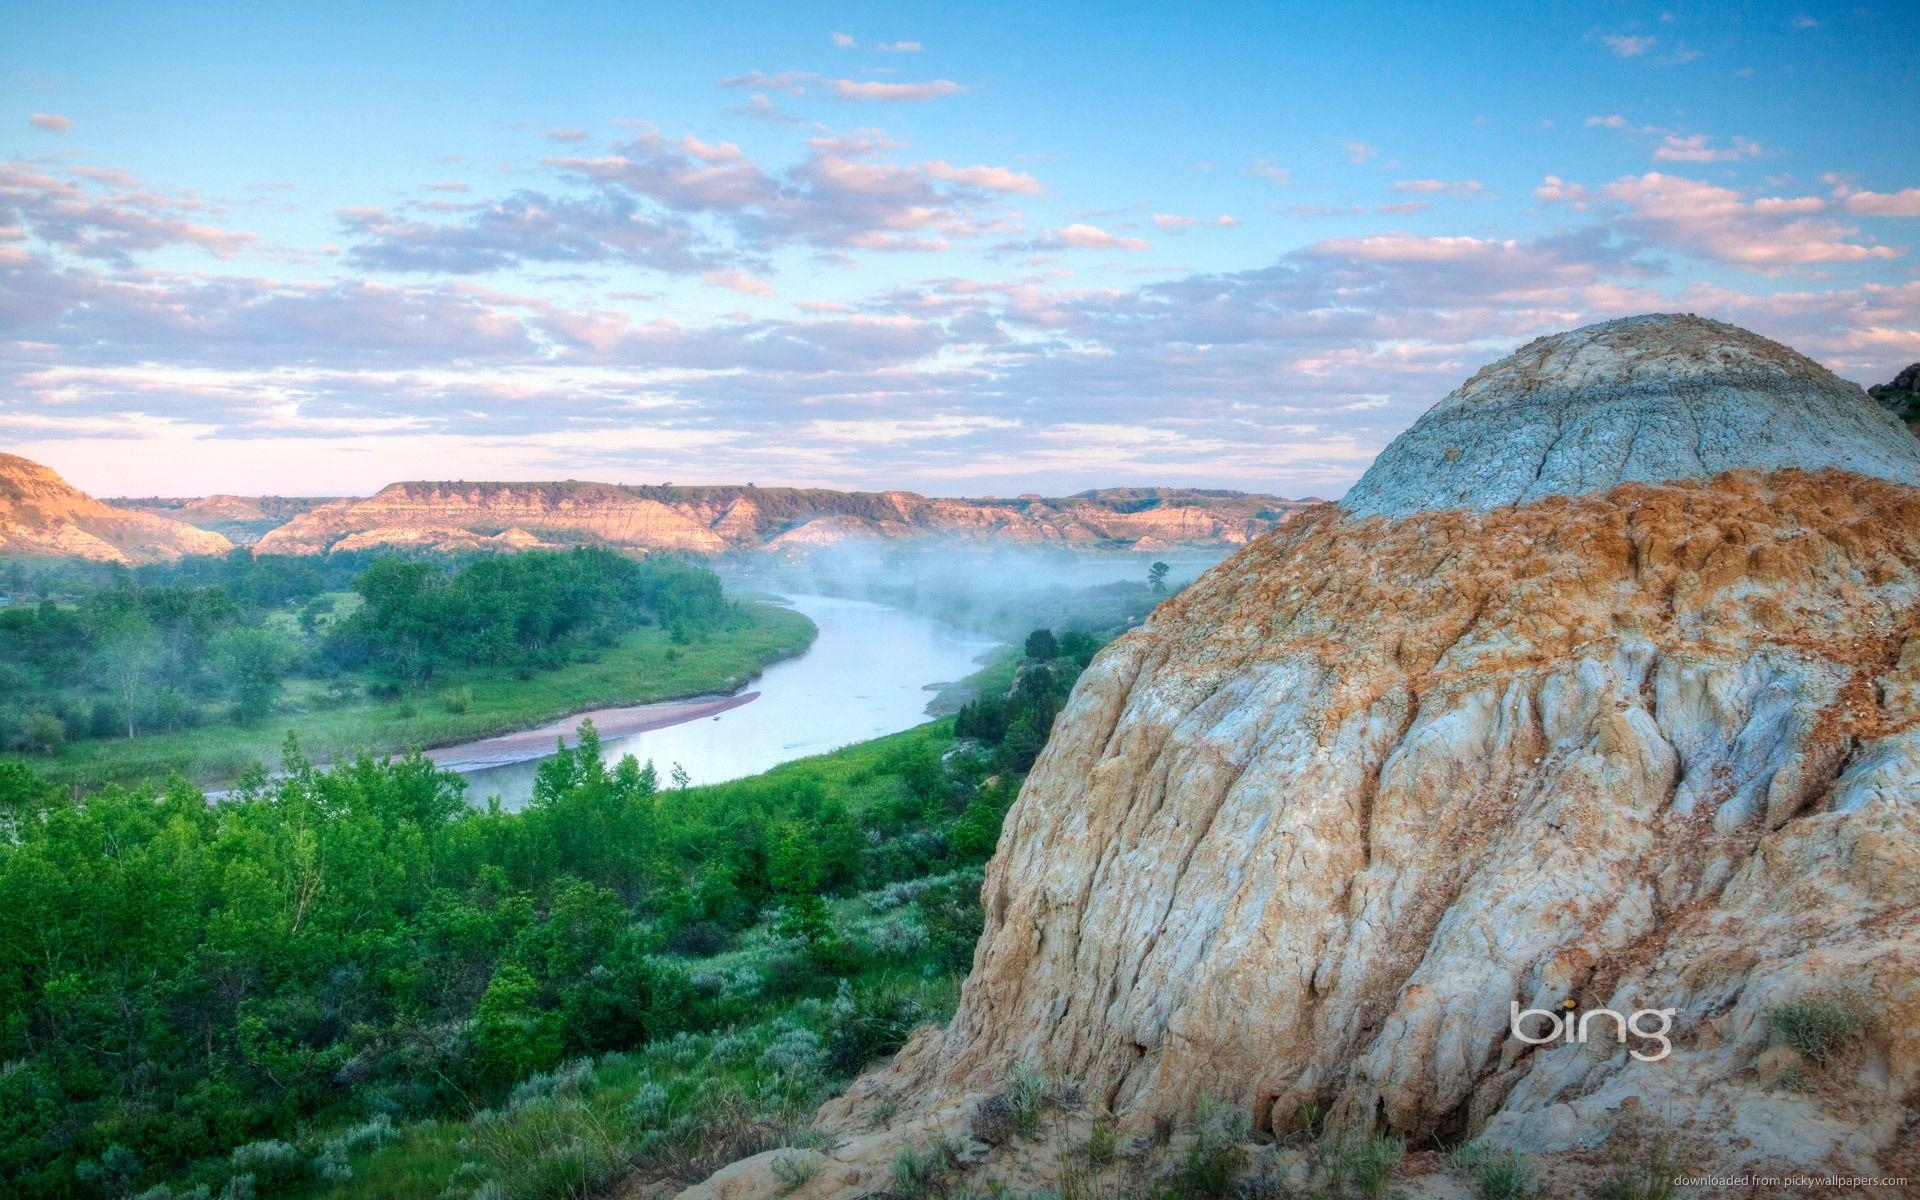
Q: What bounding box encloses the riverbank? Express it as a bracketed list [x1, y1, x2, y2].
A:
[10, 599, 816, 792]
[456, 594, 1001, 806]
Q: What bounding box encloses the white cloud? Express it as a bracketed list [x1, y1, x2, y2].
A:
[1652, 133, 1762, 163]
[1603, 34, 1656, 57]
[28, 113, 74, 134]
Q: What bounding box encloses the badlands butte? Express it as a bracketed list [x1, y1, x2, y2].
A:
[675, 315, 1920, 1199]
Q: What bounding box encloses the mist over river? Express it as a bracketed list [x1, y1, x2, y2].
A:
[455, 594, 1001, 808]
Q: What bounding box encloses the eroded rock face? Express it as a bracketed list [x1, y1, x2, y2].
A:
[807, 316, 1920, 1182]
[0, 453, 233, 564]
[249, 481, 1308, 556]
[1343, 314, 1920, 517]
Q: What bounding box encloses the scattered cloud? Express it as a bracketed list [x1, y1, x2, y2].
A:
[540, 128, 588, 143]
[726, 94, 802, 123]
[0, 160, 259, 263]
[876, 41, 923, 53]
[1343, 141, 1379, 165]
[1832, 183, 1920, 218]
[1585, 114, 1629, 128]
[339, 192, 718, 274]
[1603, 33, 1656, 57]
[1792, 14, 1820, 28]
[719, 69, 970, 102]
[1392, 179, 1491, 197]
[831, 31, 856, 47]
[1653, 133, 1762, 163]
[28, 113, 74, 134]
[1027, 223, 1149, 252]
[1247, 157, 1292, 185]
[545, 128, 1034, 256]
[1151, 213, 1238, 232]
[701, 267, 775, 297]
[1541, 171, 1902, 270]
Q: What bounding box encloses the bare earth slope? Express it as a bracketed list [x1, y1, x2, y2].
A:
[250, 482, 1309, 556]
[686, 315, 1920, 1196]
[0, 453, 233, 564]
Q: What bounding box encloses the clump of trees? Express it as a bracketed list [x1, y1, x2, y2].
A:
[955, 627, 1101, 774]
[0, 547, 733, 753]
[323, 548, 728, 686]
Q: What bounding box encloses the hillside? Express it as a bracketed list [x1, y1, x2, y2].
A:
[247, 482, 1313, 557]
[687, 315, 1920, 1197]
[0, 453, 233, 564]
[110, 494, 342, 545]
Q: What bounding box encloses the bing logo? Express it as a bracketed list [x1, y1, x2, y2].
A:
[1511, 998, 1676, 1063]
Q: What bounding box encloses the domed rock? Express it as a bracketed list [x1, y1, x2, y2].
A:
[1342, 313, 1920, 516]
[695, 315, 1920, 1197]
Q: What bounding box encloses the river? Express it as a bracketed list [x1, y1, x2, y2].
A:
[453, 594, 1002, 808]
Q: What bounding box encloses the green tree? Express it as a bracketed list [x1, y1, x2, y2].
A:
[215, 627, 294, 723]
[1148, 561, 1171, 593]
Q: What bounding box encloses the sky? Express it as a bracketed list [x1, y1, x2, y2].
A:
[2, 1, 1917, 500]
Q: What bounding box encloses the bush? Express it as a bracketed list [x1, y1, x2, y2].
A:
[968, 1093, 1016, 1146]
[1160, 1098, 1249, 1199]
[824, 981, 928, 1077]
[1451, 1143, 1534, 1200]
[1767, 1000, 1859, 1066]
[227, 1140, 303, 1191]
[441, 685, 474, 713]
[1325, 1133, 1403, 1200]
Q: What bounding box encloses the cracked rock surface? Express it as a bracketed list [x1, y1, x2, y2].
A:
[1342, 313, 1920, 517]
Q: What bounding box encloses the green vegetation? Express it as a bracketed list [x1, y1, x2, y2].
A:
[1451, 1143, 1535, 1200]
[1766, 999, 1860, 1066]
[0, 548, 810, 789]
[0, 624, 1100, 1200]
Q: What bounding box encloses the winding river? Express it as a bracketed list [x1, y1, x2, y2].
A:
[453, 594, 1001, 808]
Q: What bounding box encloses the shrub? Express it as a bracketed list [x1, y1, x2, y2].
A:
[1161, 1098, 1249, 1200]
[890, 1138, 959, 1199]
[1451, 1143, 1534, 1200]
[1767, 1000, 1859, 1066]
[1596, 1133, 1680, 1200]
[228, 1140, 303, 1191]
[824, 980, 928, 1077]
[441, 685, 474, 713]
[1085, 1119, 1117, 1165]
[1325, 1133, 1403, 1200]
[769, 1151, 820, 1195]
[968, 1093, 1016, 1146]
[468, 1095, 631, 1200]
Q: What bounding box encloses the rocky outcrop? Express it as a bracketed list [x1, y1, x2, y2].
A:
[0, 453, 233, 564]
[729, 315, 1920, 1194]
[251, 482, 1307, 557]
[109, 494, 339, 545]
[1871, 362, 1920, 431]
[1344, 314, 1920, 517]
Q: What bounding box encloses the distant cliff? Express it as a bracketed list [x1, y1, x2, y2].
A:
[247, 482, 1312, 556]
[0, 453, 233, 564]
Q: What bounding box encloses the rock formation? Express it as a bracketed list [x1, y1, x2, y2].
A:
[249, 482, 1306, 557]
[690, 315, 1920, 1195]
[109, 494, 340, 545]
[0, 453, 233, 564]
[1870, 362, 1920, 432]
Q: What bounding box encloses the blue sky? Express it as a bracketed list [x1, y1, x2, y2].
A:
[2, 1, 1917, 497]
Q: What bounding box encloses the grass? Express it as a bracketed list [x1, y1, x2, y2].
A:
[1450, 1143, 1534, 1200]
[1766, 1000, 1859, 1066]
[10, 600, 814, 790]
